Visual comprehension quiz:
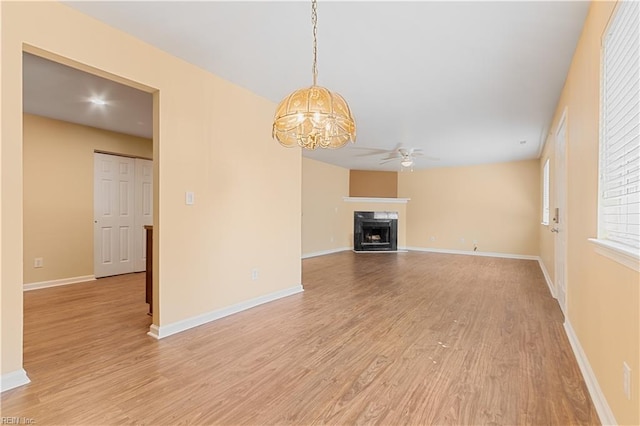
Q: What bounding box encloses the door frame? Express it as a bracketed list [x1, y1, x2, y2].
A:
[21, 46, 160, 325]
[554, 108, 569, 316]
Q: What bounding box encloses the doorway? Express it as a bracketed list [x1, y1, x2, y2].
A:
[22, 49, 158, 317]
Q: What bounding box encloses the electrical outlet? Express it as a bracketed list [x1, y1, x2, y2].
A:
[460, 238, 465, 243]
[34, 257, 43, 268]
[429, 236, 436, 242]
[623, 362, 631, 400]
[251, 269, 259, 281]
[185, 191, 195, 205]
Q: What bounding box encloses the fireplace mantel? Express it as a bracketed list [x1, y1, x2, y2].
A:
[343, 197, 410, 204]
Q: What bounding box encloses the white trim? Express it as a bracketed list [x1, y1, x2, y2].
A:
[147, 324, 162, 339]
[542, 158, 550, 225]
[302, 247, 350, 259]
[1, 369, 30, 392]
[555, 107, 569, 317]
[588, 238, 640, 272]
[343, 197, 410, 204]
[353, 249, 408, 254]
[23, 275, 96, 291]
[405, 246, 538, 260]
[564, 320, 617, 426]
[537, 258, 556, 298]
[147, 285, 304, 339]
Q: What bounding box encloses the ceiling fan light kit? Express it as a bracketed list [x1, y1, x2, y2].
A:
[272, 0, 356, 150]
[400, 158, 414, 168]
[376, 146, 433, 171]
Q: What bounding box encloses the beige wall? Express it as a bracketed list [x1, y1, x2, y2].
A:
[398, 160, 540, 256]
[349, 170, 398, 198]
[23, 114, 153, 284]
[2, 2, 301, 378]
[302, 158, 351, 255]
[540, 1, 639, 423]
[302, 159, 408, 255]
[305, 158, 535, 257]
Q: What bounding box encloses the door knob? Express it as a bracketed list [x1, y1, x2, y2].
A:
[551, 228, 559, 233]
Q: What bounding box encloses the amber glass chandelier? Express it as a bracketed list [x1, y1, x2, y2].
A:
[272, 0, 356, 150]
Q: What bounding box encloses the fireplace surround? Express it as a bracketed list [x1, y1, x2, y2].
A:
[354, 211, 398, 252]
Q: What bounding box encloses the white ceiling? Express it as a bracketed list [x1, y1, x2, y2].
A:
[25, 1, 590, 171]
[23, 53, 153, 139]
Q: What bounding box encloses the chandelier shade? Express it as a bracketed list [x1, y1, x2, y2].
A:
[272, 85, 356, 150]
[272, 0, 356, 150]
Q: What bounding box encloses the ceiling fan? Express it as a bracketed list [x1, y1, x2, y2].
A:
[379, 146, 439, 169]
[380, 147, 422, 167]
[352, 144, 439, 169]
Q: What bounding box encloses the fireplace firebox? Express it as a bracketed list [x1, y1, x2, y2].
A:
[354, 211, 398, 252]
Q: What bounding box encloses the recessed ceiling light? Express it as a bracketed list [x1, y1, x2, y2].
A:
[90, 98, 107, 106]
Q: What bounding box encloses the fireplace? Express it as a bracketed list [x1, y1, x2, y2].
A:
[354, 211, 398, 252]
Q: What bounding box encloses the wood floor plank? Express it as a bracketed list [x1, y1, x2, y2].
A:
[1, 252, 599, 425]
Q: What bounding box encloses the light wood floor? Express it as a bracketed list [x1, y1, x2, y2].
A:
[2, 252, 599, 425]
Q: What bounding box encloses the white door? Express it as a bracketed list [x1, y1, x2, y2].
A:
[134, 158, 153, 272]
[94, 153, 136, 278]
[554, 112, 568, 316]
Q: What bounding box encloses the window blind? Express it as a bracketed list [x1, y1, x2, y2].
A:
[600, 0, 640, 249]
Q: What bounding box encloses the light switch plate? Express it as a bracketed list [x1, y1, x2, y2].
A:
[185, 191, 195, 205]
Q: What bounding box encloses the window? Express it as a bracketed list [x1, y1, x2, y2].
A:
[542, 158, 550, 225]
[596, 1, 640, 258]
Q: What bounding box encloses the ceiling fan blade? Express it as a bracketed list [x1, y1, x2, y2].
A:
[351, 146, 398, 157]
[380, 157, 399, 164]
[350, 146, 391, 152]
[354, 152, 388, 158]
[406, 150, 439, 161]
[380, 154, 400, 160]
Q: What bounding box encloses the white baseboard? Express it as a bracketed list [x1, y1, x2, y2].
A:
[352, 249, 409, 254]
[405, 246, 538, 260]
[1, 369, 30, 392]
[537, 258, 556, 298]
[23, 275, 96, 291]
[147, 284, 304, 339]
[564, 320, 617, 426]
[302, 247, 350, 259]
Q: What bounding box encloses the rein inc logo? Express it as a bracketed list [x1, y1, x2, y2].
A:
[1, 418, 35, 425]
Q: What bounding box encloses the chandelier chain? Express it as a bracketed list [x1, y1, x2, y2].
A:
[272, 0, 355, 149]
[312, 0, 318, 86]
